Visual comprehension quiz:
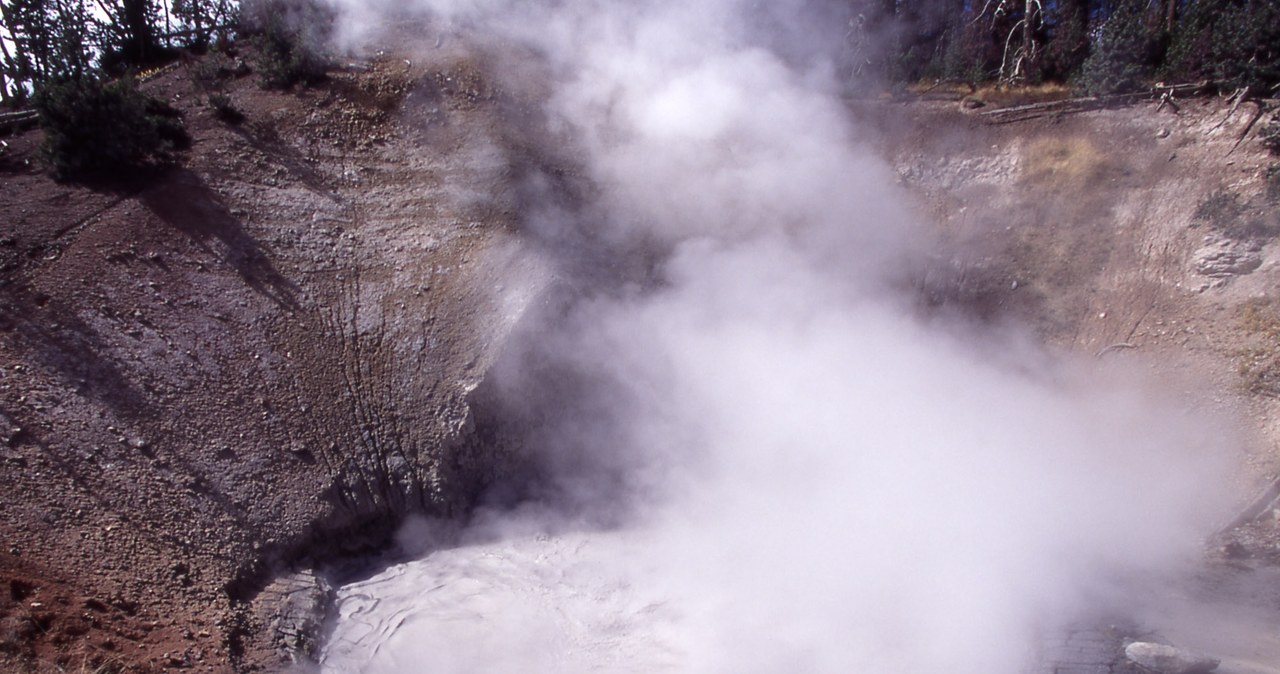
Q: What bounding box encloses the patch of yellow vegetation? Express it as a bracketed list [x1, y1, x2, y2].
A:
[973, 82, 1072, 107]
[1020, 136, 1109, 192]
[1239, 299, 1280, 338]
[1235, 299, 1280, 397]
[903, 81, 1072, 107]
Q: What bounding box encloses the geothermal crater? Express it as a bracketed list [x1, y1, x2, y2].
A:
[3, 11, 1280, 674]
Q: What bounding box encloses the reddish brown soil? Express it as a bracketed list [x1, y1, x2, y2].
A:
[1, 39, 526, 672]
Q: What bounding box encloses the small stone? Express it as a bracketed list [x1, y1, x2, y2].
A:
[1156, 128, 1170, 138]
[1124, 641, 1219, 674]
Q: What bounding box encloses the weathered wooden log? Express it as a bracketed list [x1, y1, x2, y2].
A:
[0, 110, 38, 132]
[978, 81, 1217, 124]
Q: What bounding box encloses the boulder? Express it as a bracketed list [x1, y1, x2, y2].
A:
[1193, 239, 1263, 278]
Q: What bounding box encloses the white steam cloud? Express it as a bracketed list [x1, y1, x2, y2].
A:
[319, 1, 1233, 672]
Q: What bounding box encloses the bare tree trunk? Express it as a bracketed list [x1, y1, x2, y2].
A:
[51, 0, 90, 79]
[1165, 0, 1177, 33]
[0, 1, 37, 87]
[121, 0, 156, 64]
[1022, 0, 1038, 79]
[0, 22, 15, 105]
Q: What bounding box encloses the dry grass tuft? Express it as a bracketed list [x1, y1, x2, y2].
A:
[1020, 136, 1109, 192]
[1236, 299, 1280, 397]
[902, 82, 1072, 108]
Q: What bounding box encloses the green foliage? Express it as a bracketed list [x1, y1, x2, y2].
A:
[188, 52, 247, 123]
[207, 91, 244, 123]
[858, 0, 1277, 91]
[1077, 0, 1166, 95]
[189, 55, 226, 92]
[1041, 0, 1090, 82]
[941, 17, 998, 85]
[172, 0, 239, 50]
[0, 0, 94, 86]
[1167, 0, 1280, 91]
[3, 1, 240, 100]
[96, 0, 165, 72]
[255, 31, 328, 89]
[241, 0, 334, 89]
[34, 76, 188, 180]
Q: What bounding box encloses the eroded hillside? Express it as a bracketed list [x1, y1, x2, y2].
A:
[0, 30, 553, 672]
[878, 95, 1280, 489]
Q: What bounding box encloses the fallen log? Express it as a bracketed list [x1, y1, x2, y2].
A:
[977, 94, 1141, 123]
[978, 81, 1216, 124]
[0, 110, 38, 133]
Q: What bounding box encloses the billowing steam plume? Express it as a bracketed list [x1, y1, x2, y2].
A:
[318, 1, 1233, 672]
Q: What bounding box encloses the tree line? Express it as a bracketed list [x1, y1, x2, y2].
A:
[3, 0, 1278, 109]
[0, 0, 238, 105]
[0, 0, 328, 179]
[855, 0, 1280, 94]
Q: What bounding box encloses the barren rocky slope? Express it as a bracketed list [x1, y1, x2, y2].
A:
[878, 94, 1280, 484]
[2, 32, 1279, 673]
[0, 34, 553, 672]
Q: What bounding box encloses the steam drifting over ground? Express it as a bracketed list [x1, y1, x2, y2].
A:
[320, 1, 1233, 672]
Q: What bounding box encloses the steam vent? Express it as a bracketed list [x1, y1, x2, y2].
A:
[4, 1, 1280, 672]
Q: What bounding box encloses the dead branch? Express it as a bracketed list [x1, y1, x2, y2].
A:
[1228, 100, 1269, 155]
[998, 18, 1026, 85]
[1218, 474, 1280, 534]
[155, 23, 235, 41]
[1095, 343, 1137, 358]
[969, 0, 1002, 27]
[1211, 86, 1249, 132]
